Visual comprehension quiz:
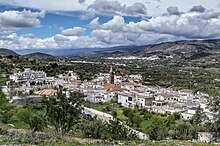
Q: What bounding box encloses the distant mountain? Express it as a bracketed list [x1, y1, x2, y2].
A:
[75, 45, 143, 58]
[135, 39, 220, 58]
[89, 39, 220, 59]
[0, 48, 19, 57]
[15, 48, 104, 56]
[22, 52, 56, 61]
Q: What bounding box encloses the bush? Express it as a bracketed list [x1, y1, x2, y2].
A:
[15, 108, 46, 131]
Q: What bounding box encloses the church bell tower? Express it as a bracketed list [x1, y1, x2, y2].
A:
[109, 66, 114, 84]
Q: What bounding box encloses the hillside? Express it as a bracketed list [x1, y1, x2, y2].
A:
[135, 39, 220, 58]
[22, 52, 56, 61]
[81, 39, 220, 59]
[0, 48, 19, 57]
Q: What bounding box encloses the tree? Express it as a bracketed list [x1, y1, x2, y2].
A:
[209, 95, 220, 142]
[191, 105, 203, 125]
[123, 108, 133, 117]
[46, 91, 84, 136]
[29, 113, 46, 131]
[16, 107, 46, 131]
[145, 117, 168, 140]
[170, 121, 196, 140]
[16, 108, 31, 124]
[133, 114, 142, 128]
[104, 119, 138, 140]
[0, 88, 14, 124]
[80, 117, 138, 140]
[80, 118, 105, 139]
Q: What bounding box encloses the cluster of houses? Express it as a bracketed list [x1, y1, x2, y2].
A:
[3, 67, 214, 122]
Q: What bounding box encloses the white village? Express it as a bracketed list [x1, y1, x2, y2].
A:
[1, 66, 215, 142]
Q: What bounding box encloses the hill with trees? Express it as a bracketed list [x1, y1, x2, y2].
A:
[22, 52, 56, 61]
[0, 48, 19, 57]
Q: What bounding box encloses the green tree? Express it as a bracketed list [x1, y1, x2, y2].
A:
[122, 108, 133, 117]
[0, 88, 14, 123]
[29, 113, 45, 131]
[191, 105, 203, 125]
[16, 108, 31, 124]
[16, 108, 46, 131]
[209, 95, 220, 142]
[46, 91, 84, 136]
[170, 121, 196, 140]
[81, 118, 105, 139]
[133, 114, 142, 128]
[144, 117, 168, 140]
[104, 119, 138, 140]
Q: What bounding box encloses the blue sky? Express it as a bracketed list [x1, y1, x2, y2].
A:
[0, 0, 220, 50]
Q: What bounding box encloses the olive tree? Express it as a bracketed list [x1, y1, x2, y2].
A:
[45, 91, 84, 136]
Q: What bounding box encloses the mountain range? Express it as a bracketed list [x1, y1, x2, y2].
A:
[1, 39, 220, 59]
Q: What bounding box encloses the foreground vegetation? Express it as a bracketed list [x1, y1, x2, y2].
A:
[86, 101, 214, 141]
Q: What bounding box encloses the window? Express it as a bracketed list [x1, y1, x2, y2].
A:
[128, 97, 132, 101]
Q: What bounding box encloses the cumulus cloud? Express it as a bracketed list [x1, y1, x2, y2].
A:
[89, 15, 179, 46]
[87, 0, 147, 16]
[0, 33, 57, 50]
[167, 6, 183, 15]
[89, 11, 220, 46]
[0, 29, 15, 35]
[0, 9, 45, 29]
[190, 5, 206, 13]
[89, 17, 100, 29]
[137, 12, 220, 39]
[101, 16, 126, 32]
[81, 12, 95, 20]
[88, 0, 123, 15]
[122, 2, 147, 15]
[61, 27, 86, 36]
[78, 0, 86, 4]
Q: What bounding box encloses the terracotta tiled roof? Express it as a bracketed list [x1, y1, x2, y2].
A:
[132, 89, 143, 93]
[103, 83, 128, 92]
[110, 87, 128, 92]
[180, 89, 192, 93]
[124, 82, 141, 87]
[34, 89, 57, 96]
[161, 93, 173, 98]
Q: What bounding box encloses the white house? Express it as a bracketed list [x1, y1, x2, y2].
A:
[122, 82, 141, 91]
[10, 68, 47, 83]
[129, 74, 143, 82]
[118, 91, 136, 107]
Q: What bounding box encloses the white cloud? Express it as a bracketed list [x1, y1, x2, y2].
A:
[137, 11, 220, 38]
[122, 2, 147, 15]
[0, 9, 45, 29]
[78, 0, 86, 4]
[87, 0, 147, 16]
[102, 16, 125, 32]
[81, 12, 95, 20]
[89, 17, 100, 28]
[87, 0, 123, 15]
[61, 27, 86, 36]
[166, 6, 183, 15]
[190, 5, 206, 13]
